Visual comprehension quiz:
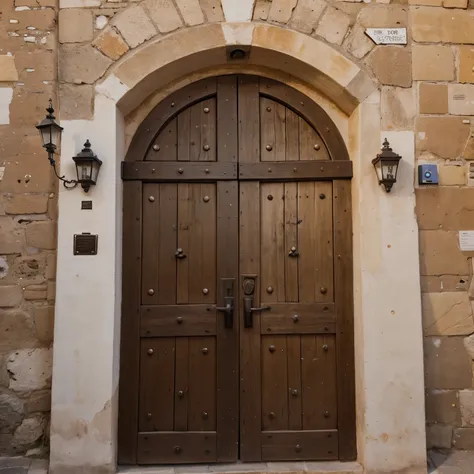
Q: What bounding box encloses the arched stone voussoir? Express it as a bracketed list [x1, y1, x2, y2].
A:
[100, 22, 377, 116]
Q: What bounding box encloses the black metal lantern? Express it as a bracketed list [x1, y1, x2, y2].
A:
[36, 99, 63, 161]
[72, 140, 103, 193]
[36, 100, 102, 192]
[372, 138, 402, 192]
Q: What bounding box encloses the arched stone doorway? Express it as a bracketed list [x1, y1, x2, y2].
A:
[51, 21, 426, 474]
[119, 75, 355, 465]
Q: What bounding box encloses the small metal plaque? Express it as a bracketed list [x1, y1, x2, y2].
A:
[74, 233, 98, 255]
[81, 200, 93, 210]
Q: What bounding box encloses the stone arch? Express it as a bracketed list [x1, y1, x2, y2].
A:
[95, 23, 377, 117]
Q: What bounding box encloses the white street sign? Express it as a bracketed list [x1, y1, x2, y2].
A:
[459, 231, 474, 252]
[365, 28, 407, 45]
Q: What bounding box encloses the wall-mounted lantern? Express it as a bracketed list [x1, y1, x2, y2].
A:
[372, 138, 402, 193]
[36, 99, 102, 192]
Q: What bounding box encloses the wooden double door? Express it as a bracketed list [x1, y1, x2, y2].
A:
[119, 75, 355, 465]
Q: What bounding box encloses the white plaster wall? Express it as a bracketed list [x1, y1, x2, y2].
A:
[350, 92, 427, 473]
[50, 93, 124, 473]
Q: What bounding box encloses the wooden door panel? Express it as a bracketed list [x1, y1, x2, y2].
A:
[177, 183, 217, 304]
[145, 117, 177, 161]
[260, 183, 285, 303]
[141, 183, 160, 305]
[284, 183, 298, 302]
[299, 118, 330, 161]
[287, 336, 302, 430]
[141, 184, 178, 305]
[301, 335, 338, 430]
[261, 335, 288, 431]
[174, 337, 189, 431]
[178, 99, 217, 162]
[188, 337, 216, 431]
[298, 182, 334, 303]
[239, 179, 262, 461]
[122, 75, 354, 465]
[239, 75, 353, 462]
[139, 338, 175, 432]
[260, 98, 286, 162]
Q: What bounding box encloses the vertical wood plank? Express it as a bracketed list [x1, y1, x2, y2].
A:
[139, 338, 175, 432]
[216, 179, 239, 461]
[190, 99, 217, 162]
[174, 337, 189, 431]
[217, 76, 238, 163]
[286, 109, 299, 162]
[260, 99, 286, 162]
[261, 183, 285, 303]
[261, 335, 288, 430]
[275, 103, 286, 161]
[216, 74, 239, 462]
[177, 184, 190, 304]
[157, 184, 178, 304]
[239, 181, 262, 461]
[178, 108, 191, 162]
[298, 183, 316, 303]
[314, 182, 334, 302]
[118, 181, 142, 464]
[301, 335, 337, 430]
[301, 335, 317, 430]
[260, 97, 275, 162]
[238, 76, 260, 164]
[287, 335, 302, 430]
[299, 118, 330, 161]
[188, 337, 217, 431]
[318, 334, 338, 429]
[187, 183, 217, 304]
[146, 117, 177, 161]
[141, 183, 159, 305]
[298, 182, 333, 303]
[334, 180, 356, 460]
[284, 183, 298, 303]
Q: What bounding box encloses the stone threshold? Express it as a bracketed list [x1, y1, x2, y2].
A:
[118, 461, 363, 474]
[0, 457, 48, 474]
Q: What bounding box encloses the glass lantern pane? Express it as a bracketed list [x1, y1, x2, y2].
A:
[39, 126, 51, 147]
[91, 161, 101, 184]
[382, 161, 398, 181]
[77, 161, 92, 181]
[50, 125, 61, 148]
[374, 161, 383, 182]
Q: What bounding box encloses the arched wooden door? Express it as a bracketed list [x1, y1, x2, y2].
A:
[119, 75, 355, 465]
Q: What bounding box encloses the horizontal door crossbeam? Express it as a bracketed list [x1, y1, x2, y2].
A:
[260, 303, 336, 334]
[137, 432, 217, 464]
[141, 305, 216, 337]
[122, 162, 238, 181]
[239, 161, 352, 181]
[122, 160, 352, 181]
[261, 430, 338, 461]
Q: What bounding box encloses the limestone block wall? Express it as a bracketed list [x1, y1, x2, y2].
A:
[0, 0, 57, 458]
[411, 1, 474, 451]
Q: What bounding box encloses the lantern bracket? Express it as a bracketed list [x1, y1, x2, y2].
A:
[47, 152, 79, 190]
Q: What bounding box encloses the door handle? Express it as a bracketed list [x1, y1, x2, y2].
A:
[243, 296, 270, 328]
[215, 296, 234, 329]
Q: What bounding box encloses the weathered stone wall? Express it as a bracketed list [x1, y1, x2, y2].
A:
[412, 1, 474, 451]
[1, 0, 474, 462]
[0, 0, 57, 458]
